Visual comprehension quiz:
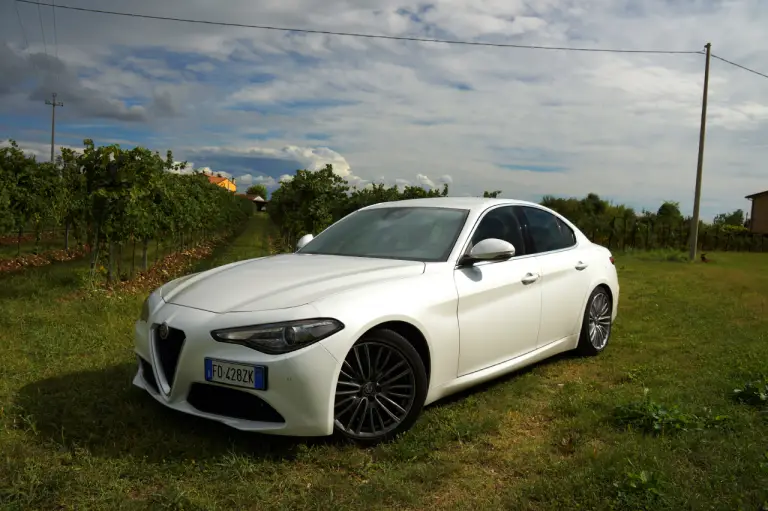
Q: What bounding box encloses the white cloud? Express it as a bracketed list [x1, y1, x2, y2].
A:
[416, 174, 435, 188]
[2, 0, 767, 220]
[0, 140, 82, 160]
[183, 145, 353, 178]
[166, 162, 232, 179]
[255, 175, 278, 186]
[241, 174, 280, 188]
[235, 173, 253, 185]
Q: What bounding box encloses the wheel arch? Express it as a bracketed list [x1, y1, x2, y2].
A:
[595, 282, 613, 304]
[574, 279, 615, 337]
[363, 320, 432, 383]
[581, 278, 614, 310]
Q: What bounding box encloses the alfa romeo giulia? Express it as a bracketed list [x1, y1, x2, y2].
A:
[134, 197, 619, 443]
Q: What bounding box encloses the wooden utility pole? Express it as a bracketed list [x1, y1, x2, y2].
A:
[45, 92, 64, 162]
[688, 43, 711, 262]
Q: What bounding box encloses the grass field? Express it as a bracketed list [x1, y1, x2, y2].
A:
[1, 216, 767, 510]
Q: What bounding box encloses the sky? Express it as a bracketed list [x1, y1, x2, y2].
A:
[1, 0, 767, 221]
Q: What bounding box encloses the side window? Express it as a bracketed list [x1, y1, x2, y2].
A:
[470, 206, 527, 256]
[522, 207, 576, 254]
[555, 218, 577, 247]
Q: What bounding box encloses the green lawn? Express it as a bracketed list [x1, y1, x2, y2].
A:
[1, 222, 767, 510]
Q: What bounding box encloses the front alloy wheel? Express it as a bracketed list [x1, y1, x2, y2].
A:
[333, 329, 427, 444]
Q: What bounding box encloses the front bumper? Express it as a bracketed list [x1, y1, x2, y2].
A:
[133, 302, 341, 437]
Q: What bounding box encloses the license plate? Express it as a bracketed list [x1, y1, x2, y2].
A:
[204, 358, 267, 390]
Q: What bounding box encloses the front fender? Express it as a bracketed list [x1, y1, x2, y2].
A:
[313, 272, 460, 391]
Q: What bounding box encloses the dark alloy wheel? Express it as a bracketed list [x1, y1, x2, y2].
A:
[576, 287, 613, 356]
[333, 329, 428, 444]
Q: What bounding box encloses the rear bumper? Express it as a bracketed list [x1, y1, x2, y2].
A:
[133, 303, 342, 437]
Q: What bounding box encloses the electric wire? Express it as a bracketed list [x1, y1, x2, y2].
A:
[15, 0, 705, 55]
[13, 0, 29, 49]
[34, 0, 49, 59]
[51, 0, 59, 58]
[711, 53, 768, 80]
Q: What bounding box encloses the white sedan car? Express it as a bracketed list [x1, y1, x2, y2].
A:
[134, 197, 619, 443]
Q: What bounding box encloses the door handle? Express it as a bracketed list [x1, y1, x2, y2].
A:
[521, 272, 540, 285]
[575, 261, 589, 271]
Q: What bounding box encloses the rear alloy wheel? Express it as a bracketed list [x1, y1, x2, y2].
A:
[333, 329, 427, 444]
[576, 287, 613, 356]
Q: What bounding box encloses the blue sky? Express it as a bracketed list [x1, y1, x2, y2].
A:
[1, 0, 767, 219]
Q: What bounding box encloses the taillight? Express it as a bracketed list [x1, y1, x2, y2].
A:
[609, 256, 615, 265]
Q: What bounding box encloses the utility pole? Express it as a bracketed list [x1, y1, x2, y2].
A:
[688, 43, 711, 262]
[45, 92, 64, 163]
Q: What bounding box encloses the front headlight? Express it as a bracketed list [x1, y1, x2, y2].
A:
[211, 318, 345, 354]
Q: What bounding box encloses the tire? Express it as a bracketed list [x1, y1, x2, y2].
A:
[333, 328, 428, 445]
[576, 286, 613, 356]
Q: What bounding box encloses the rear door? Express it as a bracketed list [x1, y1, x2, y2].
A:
[517, 206, 593, 348]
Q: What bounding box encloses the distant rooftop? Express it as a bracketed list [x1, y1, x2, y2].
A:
[746, 189, 768, 200]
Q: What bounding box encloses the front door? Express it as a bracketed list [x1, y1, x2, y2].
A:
[454, 205, 543, 376]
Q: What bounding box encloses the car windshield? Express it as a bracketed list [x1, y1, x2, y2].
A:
[298, 207, 469, 262]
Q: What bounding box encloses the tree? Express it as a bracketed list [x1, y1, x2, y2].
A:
[268, 165, 450, 249]
[246, 183, 268, 199]
[713, 209, 745, 227]
[656, 201, 683, 224]
[483, 190, 502, 198]
[268, 164, 350, 247]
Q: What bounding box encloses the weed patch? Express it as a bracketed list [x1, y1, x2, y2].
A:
[612, 389, 731, 435]
[612, 464, 665, 510]
[733, 376, 768, 408]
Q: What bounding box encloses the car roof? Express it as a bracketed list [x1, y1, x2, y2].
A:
[360, 196, 541, 213]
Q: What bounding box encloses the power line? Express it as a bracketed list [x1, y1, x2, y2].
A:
[13, 0, 29, 49]
[15, 0, 704, 55]
[50, 0, 60, 86]
[711, 54, 768, 80]
[35, 0, 48, 58]
[14, 2, 46, 81]
[50, 0, 59, 59]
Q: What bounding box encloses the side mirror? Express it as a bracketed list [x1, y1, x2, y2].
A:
[460, 238, 515, 266]
[296, 234, 314, 251]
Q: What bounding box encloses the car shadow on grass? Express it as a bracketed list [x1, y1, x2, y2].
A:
[13, 362, 334, 463]
[14, 350, 584, 463]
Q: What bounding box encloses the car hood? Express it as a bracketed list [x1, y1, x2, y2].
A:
[162, 253, 426, 313]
